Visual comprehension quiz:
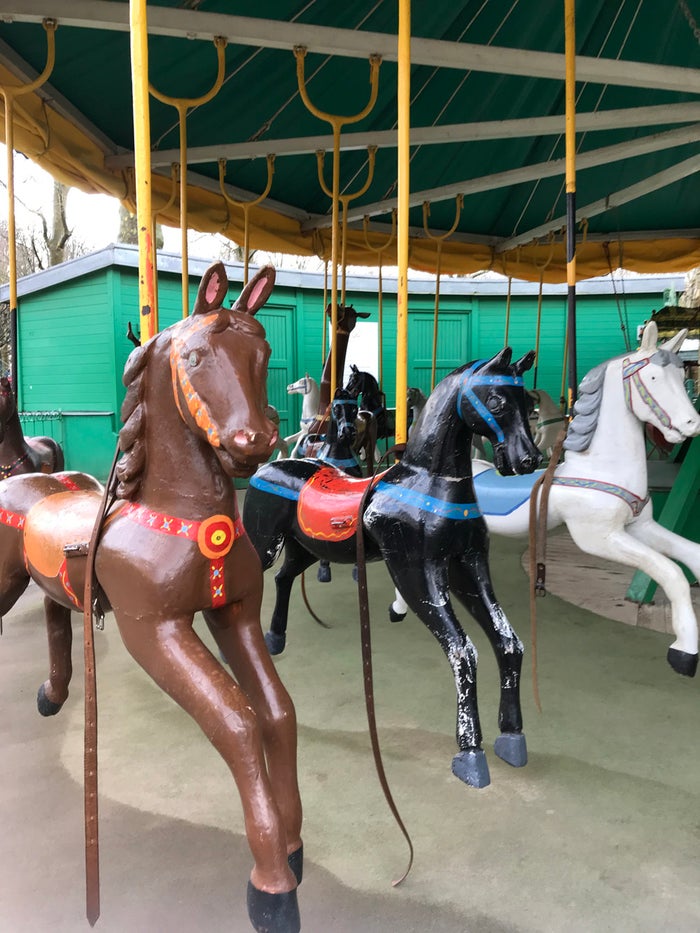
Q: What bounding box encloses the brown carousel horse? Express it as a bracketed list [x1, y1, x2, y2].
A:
[0, 263, 302, 933]
[0, 376, 64, 478]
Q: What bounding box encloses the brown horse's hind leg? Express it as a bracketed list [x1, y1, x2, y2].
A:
[37, 597, 73, 716]
[113, 611, 298, 929]
[205, 605, 303, 876]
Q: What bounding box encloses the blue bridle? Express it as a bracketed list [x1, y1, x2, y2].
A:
[457, 359, 524, 444]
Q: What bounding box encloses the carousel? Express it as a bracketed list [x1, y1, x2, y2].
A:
[0, 3, 700, 932]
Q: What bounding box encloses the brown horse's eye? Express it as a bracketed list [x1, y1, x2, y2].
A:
[187, 350, 201, 368]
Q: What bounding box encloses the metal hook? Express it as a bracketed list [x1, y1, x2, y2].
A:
[422, 195, 464, 389]
[295, 48, 382, 399]
[149, 36, 227, 318]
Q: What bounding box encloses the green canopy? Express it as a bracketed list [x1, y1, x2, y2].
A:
[1, 0, 699, 281]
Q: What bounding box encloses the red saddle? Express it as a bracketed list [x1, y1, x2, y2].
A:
[297, 466, 386, 541]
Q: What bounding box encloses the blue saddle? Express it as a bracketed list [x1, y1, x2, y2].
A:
[473, 468, 543, 516]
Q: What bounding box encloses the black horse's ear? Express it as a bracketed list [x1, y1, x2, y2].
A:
[351, 363, 359, 373]
[513, 350, 536, 375]
[193, 261, 229, 316]
[483, 347, 513, 370]
[232, 265, 276, 317]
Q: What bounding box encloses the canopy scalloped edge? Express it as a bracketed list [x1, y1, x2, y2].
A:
[2, 71, 699, 285]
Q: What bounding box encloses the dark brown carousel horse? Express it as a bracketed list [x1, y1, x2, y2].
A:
[243, 349, 542, 789]
[0, 376, 64, 478]
[0, 263, 302, 933]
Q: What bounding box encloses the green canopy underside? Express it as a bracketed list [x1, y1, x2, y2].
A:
[1, 0, 699, 280]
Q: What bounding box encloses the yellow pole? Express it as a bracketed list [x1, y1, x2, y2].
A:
[396, 0, 411, 445]
[130, 0, 157, 340]
[564, 0, 577, 411]
[0, 18, 56, 388]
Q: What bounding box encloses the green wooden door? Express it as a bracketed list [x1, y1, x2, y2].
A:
[408, 308, 472, 394]
[258, 303, 296, 439]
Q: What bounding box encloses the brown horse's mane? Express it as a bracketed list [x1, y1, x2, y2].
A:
[116, 337, 156, 500]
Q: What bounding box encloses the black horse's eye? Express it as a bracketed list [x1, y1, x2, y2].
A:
[486, 395, 505, 413]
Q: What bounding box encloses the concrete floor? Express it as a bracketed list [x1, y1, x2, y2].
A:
[2, 531, 700, 932]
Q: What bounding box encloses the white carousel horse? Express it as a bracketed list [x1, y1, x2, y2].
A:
[282, 373, 321, 458]
[527, 388, 567, 458]
[392, 323, 700, 679]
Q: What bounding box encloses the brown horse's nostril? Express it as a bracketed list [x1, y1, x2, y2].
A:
[232, 429, 276, 451]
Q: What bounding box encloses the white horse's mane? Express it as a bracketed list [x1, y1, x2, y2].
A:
[564, 347, 683, 453]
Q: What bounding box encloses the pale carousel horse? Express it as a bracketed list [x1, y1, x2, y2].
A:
[0, 263, 302, 932]
[283, 373, 320, 458]
[392, 323, 700, 679]
[0, 376, 64, 477]
[527, 387, 567, 458]
[267, 405, 290, 459]
[243, 348, 542, 787]
[406, 385, 428, 436]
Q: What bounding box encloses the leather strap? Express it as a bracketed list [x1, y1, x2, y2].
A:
[355, 444, 413, 886]
[527, 429, 567, 714]
[83, 444, 120, 926]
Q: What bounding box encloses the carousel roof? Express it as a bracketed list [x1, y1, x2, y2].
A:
[0, 1, 699, 282]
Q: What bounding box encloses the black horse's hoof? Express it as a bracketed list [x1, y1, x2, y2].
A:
[451, 749, 490, 788]
[388, 604, 406, 623]
[667, 647, 698, 677]
[37, 683, 64, 717]
[317, 563, 331, 583]
[264, 631, 287, 656]
[247, 881, 300, 933]
[494, 732, 528, 768]
[288, 844, 303, 885]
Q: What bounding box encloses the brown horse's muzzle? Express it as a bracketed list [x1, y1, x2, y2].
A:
[217, 422, 279, 477]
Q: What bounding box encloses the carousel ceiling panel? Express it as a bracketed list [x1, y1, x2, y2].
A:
[0, 0, 699, 281]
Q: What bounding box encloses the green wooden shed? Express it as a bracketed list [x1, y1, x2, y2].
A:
[0, 243, 685, 481]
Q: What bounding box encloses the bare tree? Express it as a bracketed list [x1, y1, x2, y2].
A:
[680, 267, 700, 308]
[118, 203, 164, 249]
[0, 177, 88, 282]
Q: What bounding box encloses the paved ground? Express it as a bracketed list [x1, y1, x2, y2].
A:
[2, 531, 700, 932]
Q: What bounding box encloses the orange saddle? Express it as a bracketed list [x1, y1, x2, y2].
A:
[297, 467, 385, 542]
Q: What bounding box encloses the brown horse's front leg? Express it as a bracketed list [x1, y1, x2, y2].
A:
[205, 603, 303, 873]
[113, 609, 299, 931]
[205, 534, 302, 879]
[37, 596, 73, 716]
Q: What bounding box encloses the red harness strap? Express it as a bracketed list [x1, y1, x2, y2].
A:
[0, 507, 25, 530]
[121, 502, 245, 608]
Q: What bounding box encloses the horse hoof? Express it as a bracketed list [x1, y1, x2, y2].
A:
[388, 604, 406, 623]
[264, 631, 286, 656]
[246, 881, 300, 933]
[451, 749, 491, 788]
[667, 647, 698, 677]
[494, 732, 528, 768]
[317, 564, 331, 583]
[288, 844, 303, 885]
[37, 683, 64, 717]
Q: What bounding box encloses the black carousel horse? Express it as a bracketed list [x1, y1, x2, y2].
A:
[296, 388, 363, 476]
[242, 348, 542, 787]
[344, 364, 394, 441]
[296, 388, 363, 583]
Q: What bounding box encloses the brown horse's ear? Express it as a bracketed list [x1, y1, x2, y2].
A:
[193, 262, 229, 316]
[513, 350, 536, 375]
[232, 265, 276, 316]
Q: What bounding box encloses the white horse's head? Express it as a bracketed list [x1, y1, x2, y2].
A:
[287, 373, 312, 395]
[624, 321, 700, 444]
